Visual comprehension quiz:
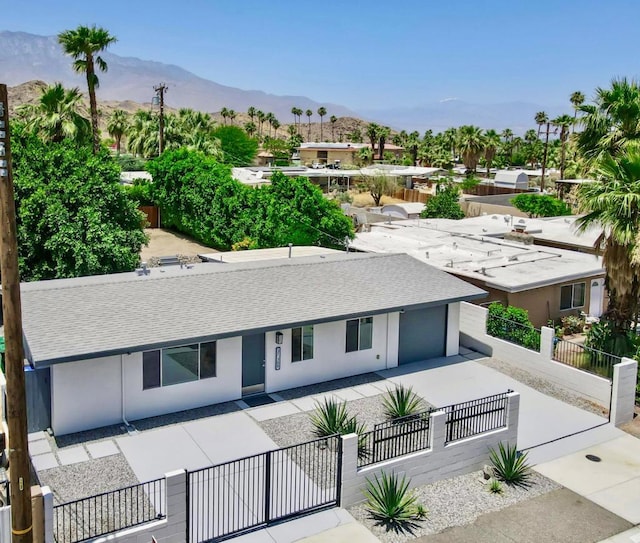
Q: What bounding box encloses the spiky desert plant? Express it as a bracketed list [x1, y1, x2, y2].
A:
[364, 471, 420, 526]
[488, 479, 504, 494]
[342, 415, 369, 458]
[309, 398, 350, 437]
[489, 442, 532, 487]
[382, 384, 425, 420]
[415, 504, 429, 520]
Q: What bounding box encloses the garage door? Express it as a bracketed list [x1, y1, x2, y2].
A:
[398, 306, 447, 365]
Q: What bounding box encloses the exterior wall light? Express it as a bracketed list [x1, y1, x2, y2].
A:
[275, 331, 283, 344]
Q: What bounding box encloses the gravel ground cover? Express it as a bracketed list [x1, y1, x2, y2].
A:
[350, 470, 560, 543]
[478, 357, 608, 417]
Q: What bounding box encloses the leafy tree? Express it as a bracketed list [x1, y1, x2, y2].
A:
[364, 174, 396, 206]
[58, 25, 117, 153]
[420, 183, 465, 219]
[511, 194, 571, 217]
[12, 132, 147, 281]
[211, 125, 258, 166]
[107, 109, 129, 154]
[17, 83, 90, 144]
[317, 106, 327, 141]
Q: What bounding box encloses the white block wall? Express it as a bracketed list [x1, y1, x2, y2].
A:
[459, 302, 637, 425]
[265, 314, 400, 393]
[446, 302, 460, 356]
[340, 392, 520, 506]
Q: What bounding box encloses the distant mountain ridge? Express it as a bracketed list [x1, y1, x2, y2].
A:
[0, 30, 358, 121]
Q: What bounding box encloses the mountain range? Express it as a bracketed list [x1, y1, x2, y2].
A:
[1, 30, 567, 133]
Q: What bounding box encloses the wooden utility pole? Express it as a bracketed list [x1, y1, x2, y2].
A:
[153, 83, 168, 155]
[0, 84, 33, 543]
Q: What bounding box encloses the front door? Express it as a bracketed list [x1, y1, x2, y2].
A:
[242, 333, 265, 396]
[589, 278, 605, 317]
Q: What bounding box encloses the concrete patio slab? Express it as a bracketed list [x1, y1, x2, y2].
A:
[86, 440, 119, 459]
[245, 401, 301, 422]
[598, 526, 640, 542]
[31, 453, 58, 471]
[290, 392, 341, 412]
[57, 446, 89, 466]
[182, 411, 278, 464]
[333, 387, 365, 402]
[28, 431, 48, 443]
[28, 439, 52, 456]
[117, 425, 210, 481]
[535, 434, 640, 524]
[350, 383, 387, 397]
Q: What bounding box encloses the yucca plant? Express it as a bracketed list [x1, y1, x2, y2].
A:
[343, 415, 369, 458]
[487, 479, 503, 494]
[382, 384, 424, 420]
[364, 471, 422, 527]
[489, 442, 531, 487]
[309, 398, 350, 437]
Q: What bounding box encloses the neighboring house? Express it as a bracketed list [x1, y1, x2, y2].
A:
[18, 253, 484, 435]
[351, 222, 606, 327]
[493, 170, 529, 189]
[297, 142, 405, 166]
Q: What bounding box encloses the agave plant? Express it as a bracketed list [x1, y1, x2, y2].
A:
[364, 471, 422, 527]
[382, 384, 425, 420]
[489, 442, 531, 487]
[487, 479, 504, 494]
[342, 415, 369, 458]
[309, 398, 350, 437]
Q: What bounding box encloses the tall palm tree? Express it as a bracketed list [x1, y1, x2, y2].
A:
[58, 25, 117, 153]
[256, 110, 266, 138]
[570, 91, 585, 132]
[220, 107, 229, 125]
[576, 77, 640, 161]
[107, 109, 129, 154]
[305, 109, 313, 140]
[405, 131, 421, 165]
[377, 126, 390, 161]
[272, 119, 280, 138]
[501, 128, 514, 164]
[291, 106, 298, 127]
[244, 121, 257, 137]
[457, 125, 485, 172]
[317, 107, 327, 141]
[292, 107, 303, 135]
[535, 111, 549, 137]
[576, 144, 640, 332]
[330, 115, 338, 141]
[228, 109, 236, 126]
[126, 109, 157, 157]
[552, 114, 574, 179]
[366, 123, 380, 157]
[483, 129, 501, 176]
[247, 106, 256, 124]
[17, 82, 91, 144]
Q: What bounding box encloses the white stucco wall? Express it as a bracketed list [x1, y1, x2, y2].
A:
[446, 302, 460, 356]
[122, 337, 242, 422]
[51, 355, 122, 435]
[265, 314, 400, 393]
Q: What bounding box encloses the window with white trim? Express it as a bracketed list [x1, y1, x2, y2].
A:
[346, 317, 373, 352]
[560, 282, 586, 310]
[292, 326, 314, 362]
[143, 341, 217, 390]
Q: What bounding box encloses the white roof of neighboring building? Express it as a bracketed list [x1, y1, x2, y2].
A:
[351, 221, 604, 292]
[553, 179, 596, 185]
[199, 246, 341, 263]
[494, 170, 529, 183]
[120, 171, 152, 183]
[381, 203, 425, 218]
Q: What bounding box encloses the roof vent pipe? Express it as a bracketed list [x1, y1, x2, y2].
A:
[288, 243, 293, 258]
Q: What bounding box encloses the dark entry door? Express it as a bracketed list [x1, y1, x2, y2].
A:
[398, 306, 447, 365]
[242, 333, 265, 395]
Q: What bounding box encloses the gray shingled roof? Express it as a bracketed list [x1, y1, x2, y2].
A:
[20, 253, 486, 366]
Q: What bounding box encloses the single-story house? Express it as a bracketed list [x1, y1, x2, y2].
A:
[297, 142, 405, 166]
[351, 223, 606, 327]
[18, 253, 485, 435]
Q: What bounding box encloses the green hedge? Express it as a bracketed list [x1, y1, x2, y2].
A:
[486, 303, 541, 351]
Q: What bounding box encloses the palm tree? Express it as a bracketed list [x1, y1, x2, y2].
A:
[287, 124, 297, 137]
[247, 106, 256, 124]
[126, 109, 157, 157]
[305, 109, 313, 140]
[317, 107, 327, 141]
[535, 111, 549, 137]
[457, 125, 485, 172]
[552, 114, 574, 179]
[17, 82, 91, 144]
[576, 78, 640, 161]
[405, 131, 421, 165]
[442, 127, 458, 161]
[220, 107, 229, 125]
[576, 144, 640, 333]
[58, 25, 117, 153]
[228, 109, 236, 126]
[330, 115, 338, 141]
[291, 106, 298, 127]
[272, 119, 280, 138]
[256, 110, 266, 138]
[501, 128, 514, 164]
[265, 112, 276, 138]
[483, 129, 501, 176]
[366, 123, 380, 157]
[377, 126, 390, 161]
[570, 91, 585, 132]
[291, 107, 303, 135]
[107, 109, 129, 154]
[244, 121, 257, 137]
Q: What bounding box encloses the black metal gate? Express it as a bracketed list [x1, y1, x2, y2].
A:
[187, 435, 342, 542]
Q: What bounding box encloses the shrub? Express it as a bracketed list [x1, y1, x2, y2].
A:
[124, 179, 155, 206]
[486, 303, 541, 351]
[511, 194, 571, 218]
[560, 315, 585, 336]
[489, 442, 531, 487]
[309, 398, 350, 437]
[420, 182, 465, 220]
[487, 479, 503, 494]
[382, 385, 424, 420]
[364, 471, 423, 527]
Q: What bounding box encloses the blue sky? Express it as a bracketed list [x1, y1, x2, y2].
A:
[3, 0, 639, 110]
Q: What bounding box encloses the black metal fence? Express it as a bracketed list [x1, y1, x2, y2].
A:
[188, 435, 341, 543]
[53, 478, 166, 543]
[553, 338, 620, 379]
[486, 313, 541, 351]
[358, 409, 433, 468]
[443, 391, 511, 444]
